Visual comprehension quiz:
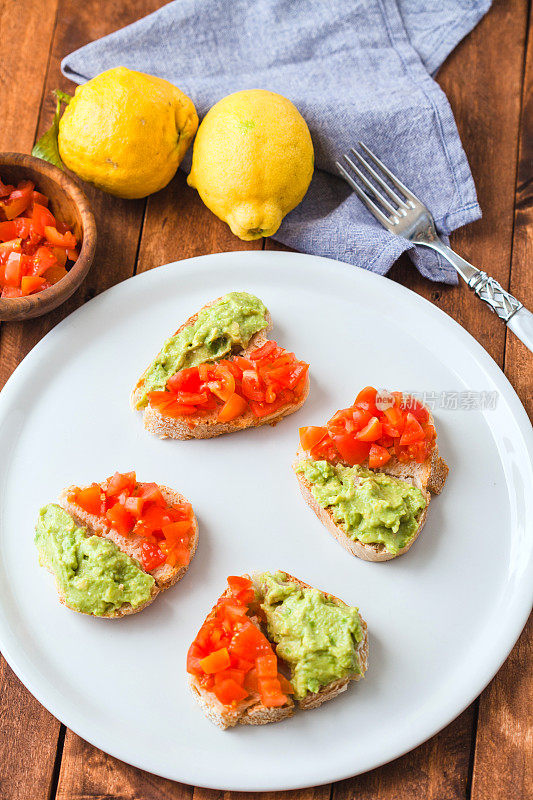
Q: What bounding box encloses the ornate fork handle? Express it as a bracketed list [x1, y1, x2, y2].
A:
[416, 239, 533, 353]
[467, 271, 522, 322]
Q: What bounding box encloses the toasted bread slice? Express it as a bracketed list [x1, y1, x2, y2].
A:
[293, 398, 447, 561]
[253, 571, 368, 709]
[131, 297, 309, 440]
[60, 484, 198, 593]
[188, 582, 295, 729]
[293, 451, 430, 562]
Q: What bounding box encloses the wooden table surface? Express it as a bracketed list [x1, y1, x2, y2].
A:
[1, 1, 532, 798]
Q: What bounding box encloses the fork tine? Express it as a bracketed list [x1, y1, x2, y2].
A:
[350, 148, 409, 211]
[358, 141, 419, 205]
[335, 161, 392, 227]
[342, 153, 399, 217]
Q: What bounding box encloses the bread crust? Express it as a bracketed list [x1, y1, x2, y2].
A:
[55, 483, 199, 617]
[253, 571, 369, 709]
[131, 297, 309, 439]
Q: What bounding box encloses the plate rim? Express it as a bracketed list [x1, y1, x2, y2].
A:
[0, 250, 531, 791]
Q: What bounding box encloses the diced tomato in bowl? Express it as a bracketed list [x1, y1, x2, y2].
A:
[0, 174, 79, 300]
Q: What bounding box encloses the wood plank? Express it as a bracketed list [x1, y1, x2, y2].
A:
[56, 733, 194, 800]
[0, 660, 61, 800]
[471, 616, 532, 800]
[503, 0, 533, 419]
[332, 706, 476, 800]
[193, 784, 331, 800]
[0, 0, 59, 151]
[0, 3, 64, 798]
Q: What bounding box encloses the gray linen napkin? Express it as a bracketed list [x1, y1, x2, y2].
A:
[62, 0, 491, 284]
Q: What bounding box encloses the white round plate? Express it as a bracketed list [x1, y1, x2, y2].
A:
[0, 251, 531, 791]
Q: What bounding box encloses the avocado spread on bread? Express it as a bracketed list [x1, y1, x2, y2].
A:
[296, 459, 427, 555]
[259, 571, 364, 699]
[35, 504, 154, 616]
[136, 291, 268, 407]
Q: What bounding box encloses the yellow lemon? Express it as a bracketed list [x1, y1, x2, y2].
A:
[58, 67, 198, 199]
[187, 89, 314, 240]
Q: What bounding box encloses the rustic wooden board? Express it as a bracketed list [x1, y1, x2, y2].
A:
[0, 0, 531, 798]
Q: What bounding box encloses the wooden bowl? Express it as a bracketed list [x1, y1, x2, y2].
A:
[0, 153, 96, 321]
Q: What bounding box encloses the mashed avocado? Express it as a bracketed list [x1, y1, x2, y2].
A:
[296, 459, 427, 556]
[136, 291, 268, 407]
[260, 571, 364, 699]
[35, 504, 154, 616]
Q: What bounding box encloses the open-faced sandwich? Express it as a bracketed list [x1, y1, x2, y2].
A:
[35, 471, 198, 617]
[187, 571, 368, 729]
[294, 387, 448, 562]
[131, 291, 309, 439]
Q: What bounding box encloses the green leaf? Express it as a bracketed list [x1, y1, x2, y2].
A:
[31, 89, 72, 170]
[54, 89, 72, 106]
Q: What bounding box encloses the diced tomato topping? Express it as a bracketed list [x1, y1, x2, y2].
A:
[140, 541, 165, 571]
[399, 413, 425, 445]
[0, 218, 31, 241]
[146, 340, 309, 426]
[161, 520, 191, 542]
[0, 180, 14, 198]
[136, 482, 165, 505]
[123, 496, 144, 517]
[227, 575, 253, 593]
[217, 392, 248, 422]
[258, 678, 288, 707]
[71, 484, 104, 516]
[32, 191, 48, 207]
[256, 653, 278, 678]
[200, 648, 231, 674]
[188, 576, 294, 709]
[0, 177, 77, 297]
[355, 417, 382, 442]
[368, 443, 392, 468]
[67, 473, 194, 572]
[299, 426, 327, 452]
[106, 471, 137, 497]
[299, 388, 435, 466]
[249, 340, 277, 361]
[105, 502, 134, 536]
[213, 678, 249, 706]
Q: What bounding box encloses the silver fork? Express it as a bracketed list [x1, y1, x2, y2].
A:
[336, 142, 533, 354]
